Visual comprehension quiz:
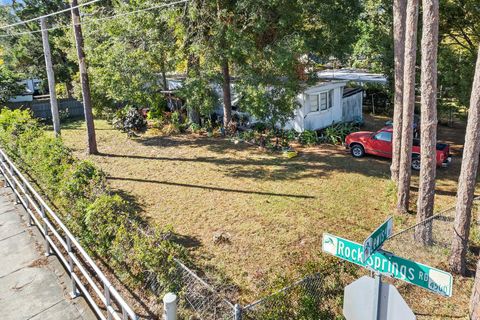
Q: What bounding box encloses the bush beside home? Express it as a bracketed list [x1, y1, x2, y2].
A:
[0, 108, 186, 297]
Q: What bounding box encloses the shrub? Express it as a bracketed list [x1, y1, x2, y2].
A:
[319, 122, 359, 145]
[279, 129, 297, 147]
[123, 107, 147, 133]
[59, 160, 106, 214]
[110, 106, 147, 134]
[111, 108, 127, 130]
[188, 122, 202, 133]
[20, 134, 73, 194]
[240, 130, 256, 142]
[147, 96, 168, 120]
[0, 108, 39, 155]
[84, 194, 130, 256]
[298, 130, 318, 145]
[251, 122, 267, 132]
[171, 111, 181, 129]
[0, 108, 184, 298]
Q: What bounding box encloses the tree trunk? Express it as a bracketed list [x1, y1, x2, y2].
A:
[471, 259, 480, 319]
[71, 0, 98, 155]
[65, 81, 74, 99]
[450, 45, 480, 275]
[186, 54, 201, 125]
[396, 0, 419, 214]
[391, 0, 407, 183]
[221, 58, 232, 129]
[161, 56, 168, 91]
[40, 18, 61, 136]
[415, 0, 439, 245]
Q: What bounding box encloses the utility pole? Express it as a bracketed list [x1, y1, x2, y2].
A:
[70, 0, 98, 154]
[40, 17, 60, 136]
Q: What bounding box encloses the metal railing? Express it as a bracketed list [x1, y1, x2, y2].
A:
[0, 148, 137, 320]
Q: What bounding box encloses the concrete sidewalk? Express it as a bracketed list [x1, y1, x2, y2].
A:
[0, 187, 96, 320]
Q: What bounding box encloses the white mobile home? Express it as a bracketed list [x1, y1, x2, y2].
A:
[284, 81, 363, 132]
[164, 77, 363, 131]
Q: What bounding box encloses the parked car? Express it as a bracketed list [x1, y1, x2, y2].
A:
[344, 127, 451, 170]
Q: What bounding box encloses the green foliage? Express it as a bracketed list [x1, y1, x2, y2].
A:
[84, 194, 129, 256]
[111, 106, 147, 134]
[0, 2, 78, 98]
[178, 77, 217, 118]
[147, 96, 168, 120]
[351, 0, 393, 73]
[188, 122, 202, 133]
[123, 107, 147, 133]
[251, 257, 358, 320]
[319, 123, 359, 145]
[59, 160, 106, 215]
[20, 134, 73, 192]
[240, 129, 256, 142]
[438, 45, 476, 108]
[279, 129, 297, 147]
[0, 108, 185, 296]
[298, 130, 318, 146]
[237, 83, 300, 129]
[0, 66, 23, 103]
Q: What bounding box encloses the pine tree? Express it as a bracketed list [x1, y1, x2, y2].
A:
[415, 0, 439, 244]
[450, 45, 480, 275]
[391, 0, 407, 183]
[396, 0, 419, 214]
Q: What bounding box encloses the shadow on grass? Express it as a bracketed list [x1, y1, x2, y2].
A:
[112, 189, 145, 215]
[98, 145, 394, 182]
[107, 176, 316, 199]
[169, 232, 203, 249]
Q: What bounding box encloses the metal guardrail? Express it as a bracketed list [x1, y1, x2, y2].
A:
[0, 148, 137, 320]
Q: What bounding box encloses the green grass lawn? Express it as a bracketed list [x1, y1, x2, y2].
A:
[60, 114, 474, 318]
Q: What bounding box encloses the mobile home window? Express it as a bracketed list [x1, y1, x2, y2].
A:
[328, 89, 334, 109]
[320, 92, 328, 110]
[309, 94, 319, 112]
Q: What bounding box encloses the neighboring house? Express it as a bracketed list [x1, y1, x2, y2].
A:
[284, 81, 363, 132]
[8, 79, 42, 103]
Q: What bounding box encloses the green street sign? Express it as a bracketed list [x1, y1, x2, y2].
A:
[322, 233, 453, 297]
[363, 217, 393, 262]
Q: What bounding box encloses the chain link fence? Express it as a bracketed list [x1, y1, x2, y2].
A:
[383, 197, 480, 268]
[174, 259, 238, 320]
[168, 258, 357, 320]
[138, 199, 479, 320]
[240, 263, 356, 320]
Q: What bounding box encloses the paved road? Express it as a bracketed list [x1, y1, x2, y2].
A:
[0, 186, 96, 320]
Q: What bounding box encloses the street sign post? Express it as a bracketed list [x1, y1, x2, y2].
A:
[363, 217, 393, 262]
[343, 276, 416, 320]
[322, 233, 453, 297]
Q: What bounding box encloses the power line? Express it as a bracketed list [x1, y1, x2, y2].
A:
[0, 0, 188, 38]
[0, 0, 102, 30]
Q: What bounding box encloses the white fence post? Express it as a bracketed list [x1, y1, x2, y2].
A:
[163, 292, 177, 320]
[39, 204, 51, 256]
[9, 162, 19, 203]
[0, 153, 8, 188]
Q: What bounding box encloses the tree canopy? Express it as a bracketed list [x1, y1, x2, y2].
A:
[0, 0, 477, 120]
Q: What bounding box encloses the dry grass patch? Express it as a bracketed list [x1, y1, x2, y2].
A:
[61, 115, 474, 317]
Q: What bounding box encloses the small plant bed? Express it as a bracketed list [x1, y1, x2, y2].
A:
[231, 122, 361, 158]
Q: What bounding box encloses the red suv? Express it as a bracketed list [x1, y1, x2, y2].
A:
[345, 127, 451, 170]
